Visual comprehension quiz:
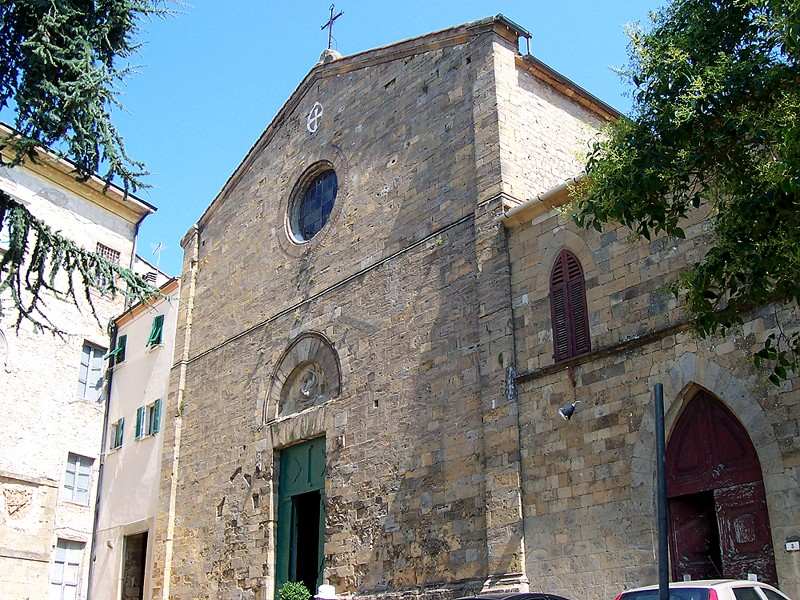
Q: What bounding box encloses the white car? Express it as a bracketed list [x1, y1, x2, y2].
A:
[615, 580, 793, 600]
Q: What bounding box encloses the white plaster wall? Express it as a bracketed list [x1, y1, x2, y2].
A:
[90, 286, 179, 600]
[0, 164, 138, 600]
[133, 255, 172, 287]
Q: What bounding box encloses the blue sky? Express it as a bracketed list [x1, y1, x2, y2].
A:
[112, 1, 665, 275]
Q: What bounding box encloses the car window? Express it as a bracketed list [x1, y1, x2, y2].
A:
[622, 589, 710, 600]
[733, 589, 762, 600]
[760, 589, 790, 600]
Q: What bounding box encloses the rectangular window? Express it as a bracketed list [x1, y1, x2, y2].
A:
[77, 342, 106, 401]
[110, 417, 124, 450]
[114, 335, 126, 364]
[95, 242, 120, 264]
[135, 406, 145, 440]
[146, 314, 164, 347]
[50, 538, 84, 600]
[136, 400, 162, 439]
[734, 590, 762, 600]
[94, 243, 120, 291]
[63, 453, 93, 505]
[761, 589, 790, 600]
[104, 334, 126, 365]
[147, 399, 162, 436]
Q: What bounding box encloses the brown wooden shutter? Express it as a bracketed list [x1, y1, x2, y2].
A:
[549, 250, 591, 361]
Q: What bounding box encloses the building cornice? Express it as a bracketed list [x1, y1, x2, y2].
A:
[0, 123, 156, 225]
[515, 55, 621, 122]
[0, 468, 58, 488]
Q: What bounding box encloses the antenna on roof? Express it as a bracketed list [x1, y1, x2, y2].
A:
[151, 241, 165, 270]
[321, 4, 343, 50]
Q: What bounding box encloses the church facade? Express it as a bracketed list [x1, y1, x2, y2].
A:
[150, 16, 800, 600]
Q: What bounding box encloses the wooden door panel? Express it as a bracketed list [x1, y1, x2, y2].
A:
[707, 400, 762, 487]
[667, 392, 762, 497]
[715, 482, 778, 585]
[669, 492, 722, 581]
[276, 438, 327, 593]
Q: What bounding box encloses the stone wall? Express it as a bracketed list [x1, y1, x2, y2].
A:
[492, 43, 606, 203]
[182, 39, 487, 360]
[507, 208, 800, 600]
[154, 219, 490, 599]
[0, 474, 58, 599]
[150, 21, 544, 600]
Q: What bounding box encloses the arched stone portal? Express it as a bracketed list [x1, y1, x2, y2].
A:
[666, 390, 778, 584]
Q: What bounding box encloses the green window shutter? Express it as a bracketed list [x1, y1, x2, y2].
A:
[118, 417, 125, 446]
[117, 335, 127, 364]
[147, 315, 164, 347]
[135, 406, 144, 439]
[152, 399, 162, 434]
[154, 315, 164, 345]
[104, 335, 127, 364]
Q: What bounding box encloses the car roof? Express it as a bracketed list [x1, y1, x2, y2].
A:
[623, 581, 779, 593]
[457, 594, 571, 600]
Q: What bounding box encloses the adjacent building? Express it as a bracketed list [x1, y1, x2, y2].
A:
[149, 15, 800, 600]
[89, 277, 179, 600]
[0, 124, 156, 600]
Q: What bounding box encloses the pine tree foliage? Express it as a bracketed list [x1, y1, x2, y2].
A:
[0, 198, 156, 333]
[0, 0, 168, 332]
[572, 0, 800, 383]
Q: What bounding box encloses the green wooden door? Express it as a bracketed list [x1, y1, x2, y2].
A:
[276, 438, 326, 594]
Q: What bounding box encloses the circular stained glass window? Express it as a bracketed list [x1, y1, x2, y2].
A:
[289, 169, 338, 242]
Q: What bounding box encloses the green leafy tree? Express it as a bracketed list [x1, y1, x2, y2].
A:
[0, 0, 167, 332]
[572, 0, 800, 383]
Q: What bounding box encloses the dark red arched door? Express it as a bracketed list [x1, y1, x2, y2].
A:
[666, 391, 777, 584]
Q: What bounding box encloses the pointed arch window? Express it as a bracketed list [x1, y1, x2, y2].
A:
[549, 249, 591, 361]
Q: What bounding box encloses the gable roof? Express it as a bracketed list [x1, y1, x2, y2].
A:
[184, 14, 618, 244]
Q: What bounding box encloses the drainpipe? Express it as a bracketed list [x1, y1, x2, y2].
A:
[161, 225, 200, 599]
[87, 323, 118, 600]
[502, 176, 582, 224]
[502, 218, 529, 557]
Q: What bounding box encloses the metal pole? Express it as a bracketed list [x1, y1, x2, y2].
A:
[327, 5, 334, 49]
[655, 383, 670, 600]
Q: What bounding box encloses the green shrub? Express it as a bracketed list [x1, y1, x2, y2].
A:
[278, 581, 312, 600]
